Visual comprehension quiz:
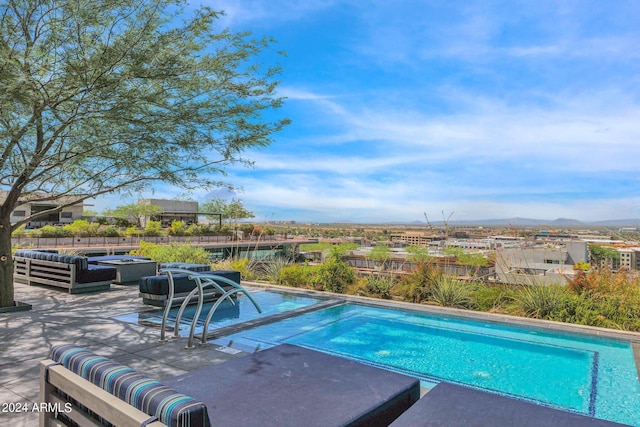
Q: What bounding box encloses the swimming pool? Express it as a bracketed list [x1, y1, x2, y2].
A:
[210, 301, 640, 426]
[115, 290, 324, 336]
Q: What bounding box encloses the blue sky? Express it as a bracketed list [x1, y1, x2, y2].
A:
[97, 1, 640, 223]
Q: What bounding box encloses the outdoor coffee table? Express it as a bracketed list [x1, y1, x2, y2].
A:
[96, 259, 157, 285]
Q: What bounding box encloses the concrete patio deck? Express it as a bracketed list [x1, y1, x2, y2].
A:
[0, 282, 246, 426]
[3, 281, 640, 426]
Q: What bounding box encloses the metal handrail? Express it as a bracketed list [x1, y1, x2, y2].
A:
[156, 269, 263, 349]
[170, 274, 237, 349]
[194, 275, 263, 345]
[157, 268, 234, 345]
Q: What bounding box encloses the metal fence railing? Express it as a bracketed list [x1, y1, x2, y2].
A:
[11, 233, 290, 249]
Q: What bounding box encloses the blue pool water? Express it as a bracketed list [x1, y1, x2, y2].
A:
[115, 290, 322, 334]
[210, 302, 640, 426]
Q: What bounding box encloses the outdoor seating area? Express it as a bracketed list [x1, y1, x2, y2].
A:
[40, 343, 420, 427]
[13, 250, 117, 293]
[11, 249, 240, 306]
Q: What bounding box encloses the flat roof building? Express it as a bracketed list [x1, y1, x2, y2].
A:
[138, 198, 199, 227]
[2, 191, 85, 228]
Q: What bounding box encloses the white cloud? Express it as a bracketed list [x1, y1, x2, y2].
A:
[274, 86, 640, 174]
[200, 0, 339, 27]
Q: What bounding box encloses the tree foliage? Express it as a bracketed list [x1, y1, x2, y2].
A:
[405, 244, 433, 266]
[103, 203, 163, 228]
[588, 245, 620, 268]
[0, 0, 288, 307]
[366, 245, 392, 270]
[200, 198, 255, 225]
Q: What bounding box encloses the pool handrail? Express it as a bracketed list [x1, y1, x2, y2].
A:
[170, 274, 239, 349]
[195, 275, 263, 345]
[158, 268, 234, 346]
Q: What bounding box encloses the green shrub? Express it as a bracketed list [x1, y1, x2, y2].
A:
[98, 226, 122, 237]
[352, 275, 394, 299]
[279, 264, 318, 288]
[130, 241, 210, 264]
[36, 225, 72, 237]
[95, 216, 109, 225]
[142, 220, 164, 236]
[63, 220, 99, 236]
[229, 257, 258, 281]
[428, 276, 475, 309]
[169, 220, 188, 236]
[125, 226, 141, 236]
[238, 223, 255, 235]
[186, 223, 219, 235]
[11, 224, 27, 237]
[315, 248, 356, 293]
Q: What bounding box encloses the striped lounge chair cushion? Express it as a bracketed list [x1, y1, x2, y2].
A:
[49, 344, 210, 427]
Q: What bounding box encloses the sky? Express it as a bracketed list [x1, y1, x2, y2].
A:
[96, 0, 640, 223]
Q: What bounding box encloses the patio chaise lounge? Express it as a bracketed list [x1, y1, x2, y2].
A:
[40, 343, 420, 427]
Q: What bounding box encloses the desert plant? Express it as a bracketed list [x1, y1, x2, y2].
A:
[472, 284, 516, 312]
[259, 256, 292, 284]
[392, 263, 442, 303]
[405, 244, 434, 266]
[352, 274, 395, 299]
[516, 284, 571, 319]
[229, 257, 259, 281]
[429, 276, 474, 309]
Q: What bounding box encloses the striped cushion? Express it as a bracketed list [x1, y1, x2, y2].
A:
[159, 263, 211, 273]
[49, 344, 210, 427]
[15, 250, 88, 271]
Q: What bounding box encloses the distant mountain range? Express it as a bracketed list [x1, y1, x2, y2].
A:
[415, 217, 640, 227]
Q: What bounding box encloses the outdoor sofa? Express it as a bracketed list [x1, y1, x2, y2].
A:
[139, 269, 240, 307]
[13, 250, 116, 293]
[40, 343, 420, 427]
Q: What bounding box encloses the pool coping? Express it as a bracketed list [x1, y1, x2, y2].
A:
[243, 281, 640, 382]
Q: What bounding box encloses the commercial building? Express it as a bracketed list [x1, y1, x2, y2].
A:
[495, 241, 588, 286]
[618, 248, 640, 271]
[389, 232, 444, 246]
[2, 192, 85, 228]
[138, 198, 199, 227]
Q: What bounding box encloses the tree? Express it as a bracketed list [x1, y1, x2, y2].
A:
[200, 198, 255, 225]
[367, 245, 392, 270]
[103, 203, 163, 228]
[405, 244, 434, 266]
[0, 1, 288, 307]
[589, 245, 621, 269]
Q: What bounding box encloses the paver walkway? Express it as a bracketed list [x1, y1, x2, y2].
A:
[0, 282, 243, 426]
